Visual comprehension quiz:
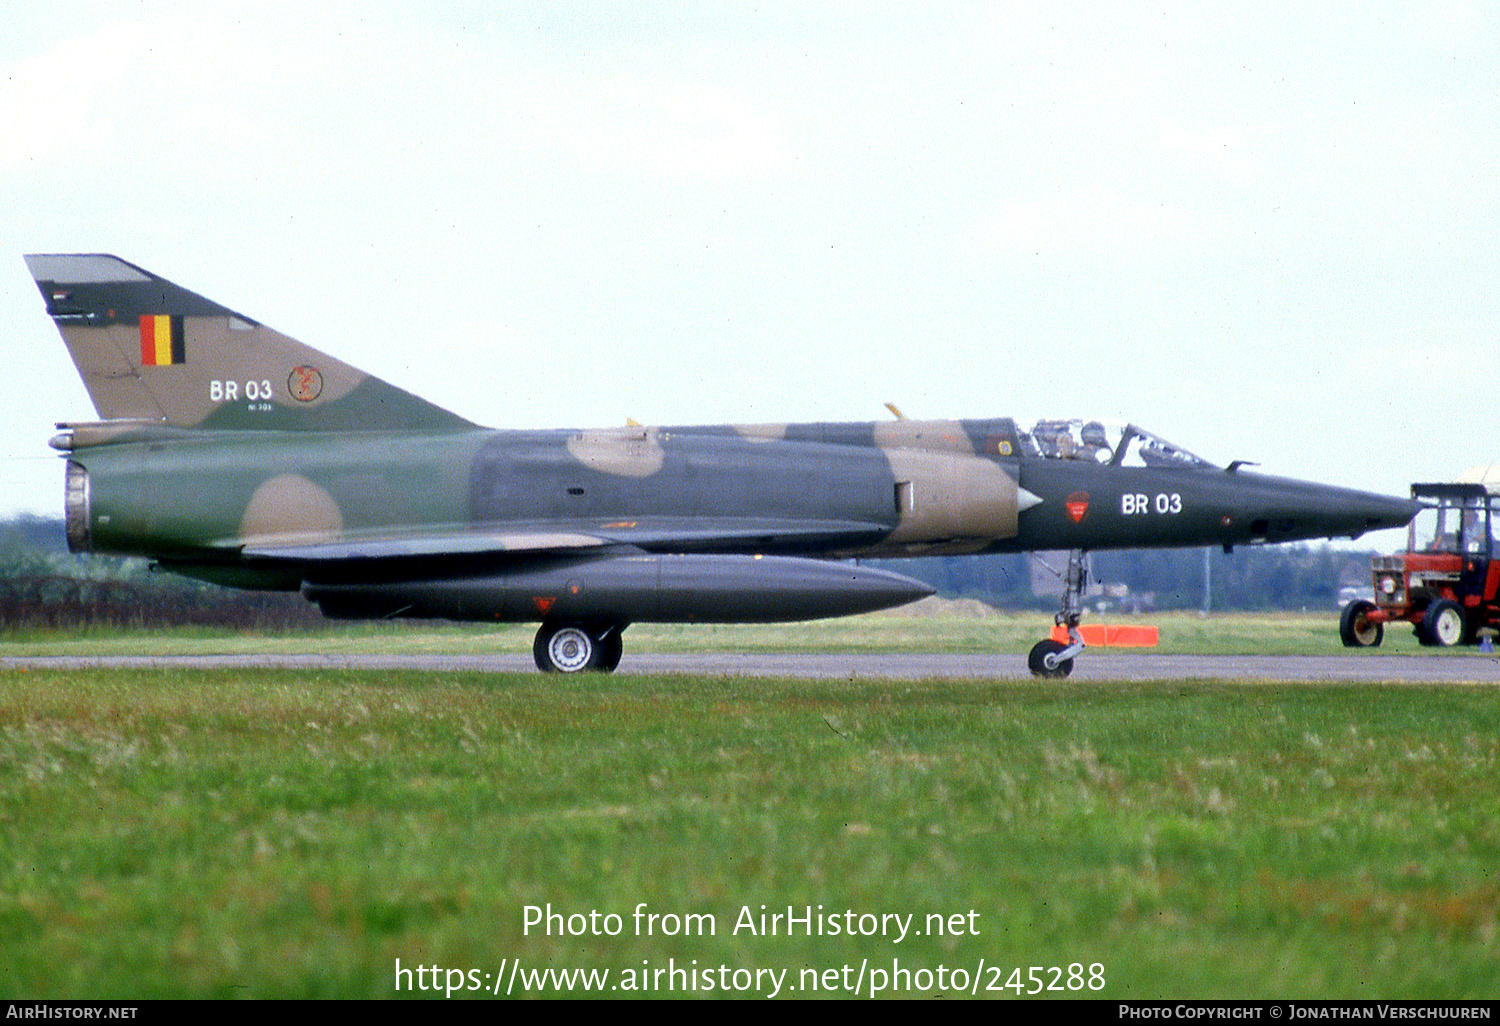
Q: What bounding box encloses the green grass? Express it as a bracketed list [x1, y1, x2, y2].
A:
[2, 668, 1497, 998]
[0, 610, 1449, 657]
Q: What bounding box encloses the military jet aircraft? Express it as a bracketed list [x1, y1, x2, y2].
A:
[24, 254, 1420, 676]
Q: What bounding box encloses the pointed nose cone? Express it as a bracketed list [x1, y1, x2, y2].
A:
[1228, 475, 1421, 544]
[1353, 491, 1425, 536]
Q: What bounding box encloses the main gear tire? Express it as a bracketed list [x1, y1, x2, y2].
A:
[597, 629, 624, 672]
[534, 623, 601, 673]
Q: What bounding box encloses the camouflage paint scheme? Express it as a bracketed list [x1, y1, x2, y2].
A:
[25, 255, 1419, 670]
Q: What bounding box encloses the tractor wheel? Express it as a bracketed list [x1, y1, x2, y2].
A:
[1421, 599, 1466, 648]
[1339, 600, 1383, 648]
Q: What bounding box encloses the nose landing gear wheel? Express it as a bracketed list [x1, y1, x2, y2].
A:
[1028, 638, 1074, 678]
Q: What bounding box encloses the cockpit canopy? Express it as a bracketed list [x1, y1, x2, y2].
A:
[1013, 419, 1216, 470]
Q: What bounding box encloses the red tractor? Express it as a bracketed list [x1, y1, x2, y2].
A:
[1340, 482, 1500, 648]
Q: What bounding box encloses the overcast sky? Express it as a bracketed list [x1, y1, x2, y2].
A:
[2, 2, 1496, 549]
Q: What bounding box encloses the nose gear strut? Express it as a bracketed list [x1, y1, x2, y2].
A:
[1028, 549, 1090, 678]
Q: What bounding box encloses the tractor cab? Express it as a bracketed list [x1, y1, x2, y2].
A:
[1409, 483, 1495, 558]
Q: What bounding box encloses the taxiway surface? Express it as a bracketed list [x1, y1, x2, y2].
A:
[3, 652, 1498, 682]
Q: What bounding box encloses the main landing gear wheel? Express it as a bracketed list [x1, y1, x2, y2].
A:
[1421, 599, 1466, 648]
[1028, 638, 1074, 678]
[533, 622, 628, 673]
[1339, 599, 1383, 648]
[597, 629, 624, 672]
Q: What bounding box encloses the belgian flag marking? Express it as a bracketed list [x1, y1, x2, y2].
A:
[139, 315, 185, 366]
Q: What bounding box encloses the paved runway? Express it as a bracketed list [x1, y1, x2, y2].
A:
[4, 651, 1499, 682]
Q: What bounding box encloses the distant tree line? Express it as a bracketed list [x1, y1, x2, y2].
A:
[873, 544, 1374, 612]
[0, 516, 322, 631]
[0, 514, 1373, 631]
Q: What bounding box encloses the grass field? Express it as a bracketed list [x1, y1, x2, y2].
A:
[2, 659, 1497, 999]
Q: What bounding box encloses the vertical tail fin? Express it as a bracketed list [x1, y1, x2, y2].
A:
[25, 254, 475, 432]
